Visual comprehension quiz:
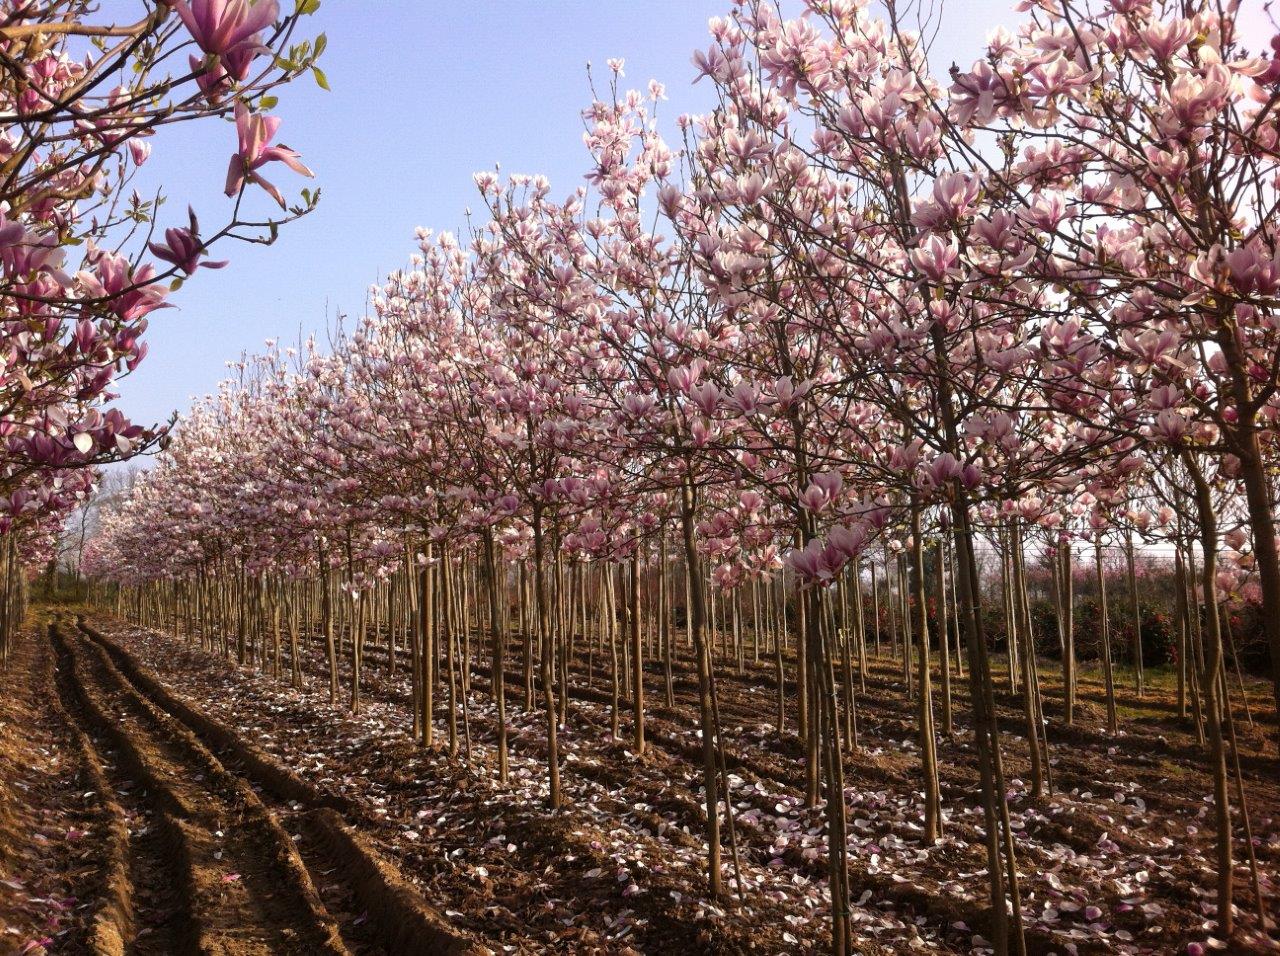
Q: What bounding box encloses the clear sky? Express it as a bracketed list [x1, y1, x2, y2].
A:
[113, 0, 1270, 430]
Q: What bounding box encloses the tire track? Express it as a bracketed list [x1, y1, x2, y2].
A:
[51, 621, 198, 955]
[46, 622, 137, 955]
[75, 619, 487, 956]
[52, 621, 350, 955]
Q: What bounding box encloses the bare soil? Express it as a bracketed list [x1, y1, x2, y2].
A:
[15, 614, 1264, 956]
[0, 614, 482, 956]
[3, 610, 1278, 954]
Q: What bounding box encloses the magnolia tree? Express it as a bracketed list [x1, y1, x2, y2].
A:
[943, 0, 1280, 722]
[0, 0, 321, 652]
[80, 3, 1280, 954]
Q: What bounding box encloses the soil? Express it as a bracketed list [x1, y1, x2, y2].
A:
[1, 613, 484, 956]
[0, 614, 96, 956]
[2, 610, 1278, 954]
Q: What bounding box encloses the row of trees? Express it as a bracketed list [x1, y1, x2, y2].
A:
[86, 1, 1280, 953]
[0, 0, 322, 657]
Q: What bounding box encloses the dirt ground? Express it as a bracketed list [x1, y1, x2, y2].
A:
[1, 610, 1277, 954]
[0, 612, 97, 956]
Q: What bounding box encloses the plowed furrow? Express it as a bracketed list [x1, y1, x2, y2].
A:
[77, 620, 484, 956]
[54, 623, 349, 956]
[52, 623, 195, 955]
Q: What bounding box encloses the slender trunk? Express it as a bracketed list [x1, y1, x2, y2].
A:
[1061, 540, 1075, 725]
[952, 498, 1025, 956]
[1094, 534, 1118, 735]
[1012, 521, 1044, 798]
[1125, 534, 1143, 698]
[485, 533, 508, 783]
[533, 506, 562, 809]
[680, 474, 721, 900]
[909, 500, 942, 841]
[936, 541, 953, 737]
[630, 548, 645, 755]
[322, 552, 337, 705]
[1183, 452, 1235, 936]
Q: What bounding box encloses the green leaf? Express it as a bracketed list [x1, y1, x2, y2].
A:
[259, 95, 278, 110]
[169, 278, 184, 292]
[314, 33, 327, 57]
[295, 0, 321, 14]
[312, 66, 330, 91]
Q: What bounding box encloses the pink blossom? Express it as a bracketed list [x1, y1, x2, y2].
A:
[174, 0, 279, 81]
[225, 102, 313, 208]
[826, 525, 866, 559]
[1224, 243, 1280, 295]
[908, 234, 959, 283]
[796, 483, 828, 512]
[689, 382, 722, 416]
[148, 208, 228, 275]
[1152, 408, 1189, 444]
[1140, 19, 1195, 62]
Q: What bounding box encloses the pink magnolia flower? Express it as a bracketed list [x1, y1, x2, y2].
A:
[148, 208, 228, 275]
[786, 539, 829, 583]
[1164, 64, 1230, 130]
[730, 381, 763, 415]
[1148, 385, 1182, 410]
[77, 251, 169, 321]
[689, 382, 721, 416]
[888, 439, 923, 472]
[772, 376, 810, 410]
[932, 171, 981, 220]
[918, 452, 961, 490]
[692, 46, 731, 84]
[1152, 407, 1189, 444]
[1216, 569, 1240, 596]
[622, 393, 655, 418]
[796, 483, 828, 512]
[174, 0, 279, 81]
[826, 525, 866, 560]
[666, 362, 703, 393]
[1140, 19, 1195, 62]
[225, 102, 313, 208]
[812, 470, 842, 500]
[71, 318, 98, 355]
[909, 234, 960, 283]
[1224, 243, 1280, 295]
[0, 213, 25, 249]
[191, 53, 230, 102]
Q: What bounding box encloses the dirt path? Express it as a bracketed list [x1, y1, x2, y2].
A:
[52, 619, 347, 955]
[91, 614, 1280, 954]
[47, 618, 484, 956]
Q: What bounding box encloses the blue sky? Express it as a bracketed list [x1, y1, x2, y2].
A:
[116, 0, 1270, 429]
